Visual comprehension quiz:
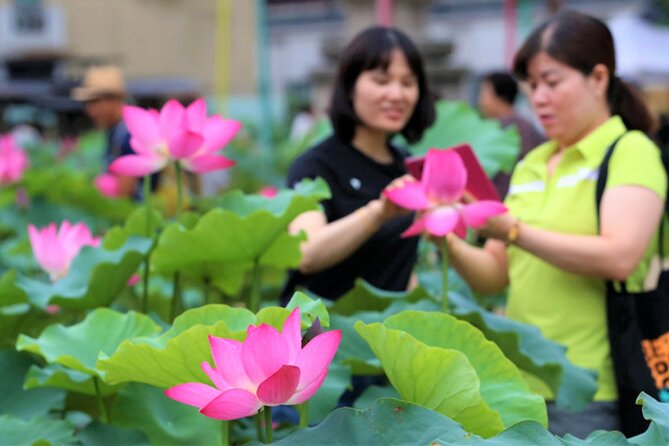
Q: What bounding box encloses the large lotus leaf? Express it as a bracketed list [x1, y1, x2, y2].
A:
[353, 385, 400, 409]
[331, 299, 441, 375]
[99, 298, 328, 388]
[152, 177, 329, 278]
[18, 236, 152, 310]
[330, 279, 432, 316]
[285, 291, 330, 327]
[0, 270, 28, 307]
[24, 363, 119, 396]
[77, 422, 148, 446]
[449, 291, 598, 412]
[16, 308, 161, 382]
[110, 383, 220, 446]
[216, 176, 330, 217]
[383, 311, 547, 428]
[354, 321, 505, 437]
[408, 100, 520, 177]
[0, 415, 77, 446]
[630, 392, 669, 446]
[0, 350, 65, 420]
[307, 362, 352, 423]
[103, 207, 165, 251]
[251, 398, 469, 446]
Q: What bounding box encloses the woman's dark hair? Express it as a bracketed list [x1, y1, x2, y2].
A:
[329, 26, 435, 144]
[512, 10, 656, 134]
[483, 71, 518, 105]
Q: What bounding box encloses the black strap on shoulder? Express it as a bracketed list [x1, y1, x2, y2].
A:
[596, 134, 668, 290]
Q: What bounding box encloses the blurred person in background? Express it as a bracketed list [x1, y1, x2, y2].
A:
[478, 71, 545, 198]
[281, 26, 436, 302]
[446, 11, 666, 438]
[72, 65, 153, 199]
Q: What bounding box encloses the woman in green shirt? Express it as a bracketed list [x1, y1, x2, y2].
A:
[447, 10, 666, 438]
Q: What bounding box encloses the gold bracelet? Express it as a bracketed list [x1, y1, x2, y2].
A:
[506, 219, 521, 245]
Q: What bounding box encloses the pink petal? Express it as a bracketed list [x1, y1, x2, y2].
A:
[259, 186, 278, 198]
[401, 216, 427, 238]
[423, 149, 467, 204]
[242, 324, 290, 386]
[201, 361, 232, 391]
[201, 116, 241, 153]
[286, 369, 327, 405]
[424, 207, 460, 237]
[182, 154, 235, 173]
[165, 382, 220, 408]
[208, 336, 252, 389]
[123, 106, 161, 153]
[29, 223, 67, 280]
[453, 218, 468, 239]
[460, 201, 508, 228]
[294, 330, 341, 391]
[186, 98, 208, 134]
[383, 180, 430, 211]
[200, 388, 262, 420]
[160, 100, 202, 159]
[109, 154, 167, 177]
[94, 173, 121, 198]
[282, 308, 302, 364]
[256, 365, 300, 405]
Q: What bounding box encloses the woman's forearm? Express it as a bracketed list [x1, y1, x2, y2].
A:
[448, 237, 509, 294]
[296, 202, 385, 274]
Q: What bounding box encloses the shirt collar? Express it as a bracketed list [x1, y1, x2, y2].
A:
[571, 115, 627, 165]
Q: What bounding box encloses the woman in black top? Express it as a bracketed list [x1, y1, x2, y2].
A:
[283, 26, 436, 300]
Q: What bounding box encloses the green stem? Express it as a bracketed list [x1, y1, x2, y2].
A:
[440, 237, 449, 312]
[93, 377, 109, 423]
[142, 175, 152, 314]
[255, 412, 264, 443]
[249, 259, 261, 313]
[298, 401, 309, 428]
[264, 406, 273, 444]
[221, 420, 231, 446]
[174, 161, 183, 218]
[170, 272, 181, 322]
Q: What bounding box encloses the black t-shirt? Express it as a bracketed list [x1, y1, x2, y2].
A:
[282, 135, 418, 300]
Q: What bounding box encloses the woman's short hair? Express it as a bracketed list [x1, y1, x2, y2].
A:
[329, 26, 436, 144]
[483, 72, 518, 106]
[512, 10, 655, 134]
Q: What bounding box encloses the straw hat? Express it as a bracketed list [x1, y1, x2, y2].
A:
[71, 65, 126, 101]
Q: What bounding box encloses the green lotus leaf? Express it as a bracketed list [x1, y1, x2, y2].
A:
[630, 392, 669, 446]
[16, 308, 161, 384]
[151, 179, 328, 294]
[18, 236, 152, 310]
[285, 291, 330, 327]
[0, 270, 28, 307]
[0, 350, 65, 420]
[353, 385, 400, 409]
[24, 363, 120, 396]
[383, 311, 547, 429]
[408, 100, 520, 176]
[251, 398, 469, 446]
[109, 383, 220, 445]
[330, 279, 432, 316]
[77, 421, 148, 446]
[355, 320, 505, 437]
[99, 297, 328, 388]
[307, 362, 352, 423]
[448, 291, 598, 412]
[0, 415, 77, 446]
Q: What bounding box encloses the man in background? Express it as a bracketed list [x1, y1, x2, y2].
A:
[71, 65, 139, 198]
[478, 71, 545, 198]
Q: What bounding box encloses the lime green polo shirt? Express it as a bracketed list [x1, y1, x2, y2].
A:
[505, 115, 667, 401]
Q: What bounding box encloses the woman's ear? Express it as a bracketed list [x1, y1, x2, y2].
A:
[589, 64, 610, 99]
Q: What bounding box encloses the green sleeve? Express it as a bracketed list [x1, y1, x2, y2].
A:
[607, 131, 667, 199]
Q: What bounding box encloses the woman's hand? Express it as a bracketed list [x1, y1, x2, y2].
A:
[371, 175, 414, 224]
[476, 212, 517, 242]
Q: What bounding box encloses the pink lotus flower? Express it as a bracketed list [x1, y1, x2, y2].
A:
[28, 221, 101, 281]
[127, 274, 141, 287]
[0, 134, 29, 185]
[385, 148, 507, 238]
[109, 98, 240, 177]
[259, 186, 278, 198]
[165, 307, 341, 420]
[94, 173, 122, 198]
